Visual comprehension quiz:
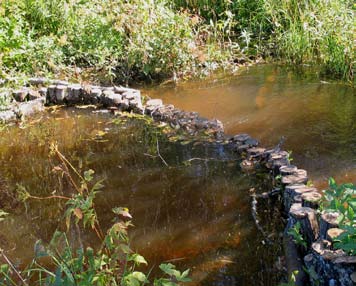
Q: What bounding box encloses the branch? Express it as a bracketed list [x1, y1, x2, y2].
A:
[156, 138, 169, 167]
[0, 249, 29, 286]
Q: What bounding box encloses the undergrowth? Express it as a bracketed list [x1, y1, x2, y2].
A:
[174, 0, 355, 83]
[0, 0, 354, 87]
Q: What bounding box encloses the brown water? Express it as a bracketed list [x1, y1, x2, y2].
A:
[0, 109, 283, 285]
[145, 65, 355, 189]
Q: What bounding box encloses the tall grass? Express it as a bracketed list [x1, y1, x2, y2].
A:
[174, 0, 355, 83]
[265, 0, 355, 81]
[0, 0, 354, 85]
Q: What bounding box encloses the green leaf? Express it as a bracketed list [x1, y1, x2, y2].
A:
[131, 271, 147, 282]
[124, 272, 147, 286]
[335, 213, 345, 225]
[129, 254, 148, 265]
[159, 263, 180, 277]
[0, 210, 8, 221]
[112, 207, 132, 219]
[84, 169, 95, 182]
[328, 177, 336, 187]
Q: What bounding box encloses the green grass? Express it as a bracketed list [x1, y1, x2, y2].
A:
[174, 0, 355, 83]
[0, 0, 354, 90]
[0, 0, 213, 84]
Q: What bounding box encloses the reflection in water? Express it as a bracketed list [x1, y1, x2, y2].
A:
[0, 109, 283, 285]
[144, 65, 355, 188]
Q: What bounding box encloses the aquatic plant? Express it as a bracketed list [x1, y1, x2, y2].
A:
[0, 144, 191, 285]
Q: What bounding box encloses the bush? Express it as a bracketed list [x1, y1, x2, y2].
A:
[0, 0, 354, 85]
[0, 0, 205, 83]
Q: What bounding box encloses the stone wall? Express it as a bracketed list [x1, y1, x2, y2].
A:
[1, 78, 355, 285]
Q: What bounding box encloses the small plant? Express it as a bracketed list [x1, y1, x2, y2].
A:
[322, 178, 356, 225]
[333, 225, 356, 255]
[278, 270, 298, 286]
[321, 178, 356, 255]
[287, 151, 293, 163]
[0, 144, 191, 285]
[287, 222, 307, 249]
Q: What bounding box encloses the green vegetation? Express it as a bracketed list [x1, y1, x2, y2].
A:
[174, 0, 355, 82]
[321, 178, 356, 255]
[0, 0, 354, 87]
[0, 144, 190, 285]
[287, 222, 307, 249]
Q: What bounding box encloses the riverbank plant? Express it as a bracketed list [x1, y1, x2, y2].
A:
[321, 178, 356, 255]
[174, 0, 355, 83]
[0, 0, 354, 98]
[0, 144, 191, 285]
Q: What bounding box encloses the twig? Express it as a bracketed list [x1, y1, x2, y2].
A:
[143, 153, 158, 158]
[0, 249, 29, 286]
[156, 138, 169, 167]
[27, 194, 70, 200]
[184, 157, 239, 163]
[249, 188, 273, 245]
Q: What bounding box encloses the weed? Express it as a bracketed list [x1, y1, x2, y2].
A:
[287, 222, 307, 249]
[0, 144, 191, 285]
[321, 178, 356, 255]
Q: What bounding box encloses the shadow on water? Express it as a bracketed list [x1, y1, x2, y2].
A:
[144, 64, 355, 189]
[0, 109, 284, 285]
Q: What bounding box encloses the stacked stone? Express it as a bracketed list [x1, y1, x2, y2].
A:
[45, 84, 143, 112]
[230, 132, 355, 286]
[1, 77, 356, 284]
[145, 98, 224, 139]
[2, 78, 225, 139]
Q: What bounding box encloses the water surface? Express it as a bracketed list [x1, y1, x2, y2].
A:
[0, 109, 283, 285]
[144, 65, 355, 188]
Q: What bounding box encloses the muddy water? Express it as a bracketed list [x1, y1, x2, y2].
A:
[145, 65, 355, 189]
[0, 109, 283, 285]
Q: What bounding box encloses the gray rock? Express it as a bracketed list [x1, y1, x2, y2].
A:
[101, 91, 122, 107]
[13, 89, 29, 102]
[17, 97, 45, 117]
[55, 85, 67, 103]
[29, 77, 47, 86]
[67, 84, 82, 104]
[0, 110, 16, 122]
[28, 90, 41, 100]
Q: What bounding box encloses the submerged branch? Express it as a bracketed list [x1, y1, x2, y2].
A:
[156, 138, 169, 167]
[0, 250, 28, 286]
[249, 188, 273, 245]
[27, 194, 70, 200]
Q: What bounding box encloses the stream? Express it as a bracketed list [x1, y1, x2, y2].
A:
[0, 64, 354, 285]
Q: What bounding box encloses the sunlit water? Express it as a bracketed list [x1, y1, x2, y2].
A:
[144, 65, 355, 189]
[0, 109, 283, 285]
